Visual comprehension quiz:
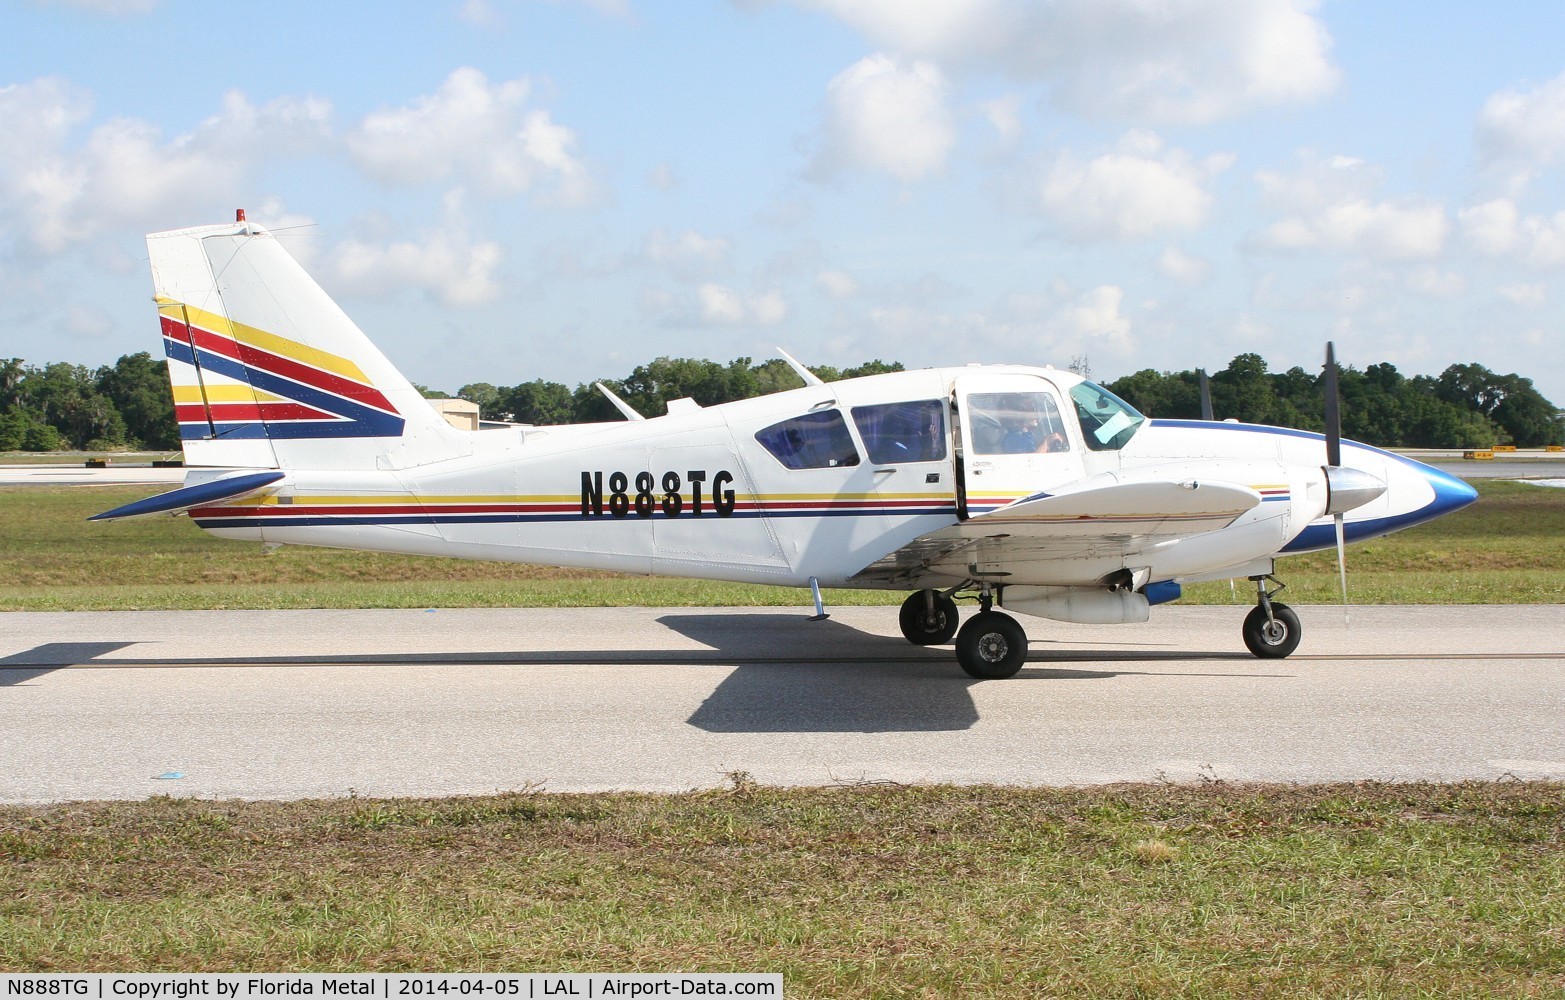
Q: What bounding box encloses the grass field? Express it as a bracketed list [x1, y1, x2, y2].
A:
[0, 478, 1560, 610]
[2, 782, 1561, 994]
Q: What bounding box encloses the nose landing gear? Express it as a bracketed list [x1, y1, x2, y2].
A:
[1243, 573, 1301, 658]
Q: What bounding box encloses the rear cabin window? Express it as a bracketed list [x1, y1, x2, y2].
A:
[755, 410, 861, 470]
[850, 399, 947, 464]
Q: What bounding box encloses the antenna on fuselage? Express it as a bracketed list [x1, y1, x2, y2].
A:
[1198, 369, 1214, 420]
[595, 382, 645, 422]
[777, 347, 825, 387]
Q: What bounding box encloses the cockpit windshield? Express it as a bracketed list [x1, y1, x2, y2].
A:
[1069, 381, 1145, 451]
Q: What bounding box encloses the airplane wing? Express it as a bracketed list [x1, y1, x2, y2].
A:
[850, 476, 1262, 587]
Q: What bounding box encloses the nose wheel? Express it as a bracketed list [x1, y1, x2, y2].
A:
[1244, 574, 1302, 658]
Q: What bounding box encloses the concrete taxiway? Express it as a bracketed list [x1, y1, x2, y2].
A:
[1, 605, 1561, 803]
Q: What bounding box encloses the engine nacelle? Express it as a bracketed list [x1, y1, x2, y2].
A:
[1001, 586, 1150, 624]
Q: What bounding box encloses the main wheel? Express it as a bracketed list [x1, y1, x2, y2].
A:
[1242, 602, 1302, 658]
[899, 590, 960, 645]
[955, 611, 1029, 679]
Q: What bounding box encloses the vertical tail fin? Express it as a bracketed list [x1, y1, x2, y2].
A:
[148, 215, 463, 470]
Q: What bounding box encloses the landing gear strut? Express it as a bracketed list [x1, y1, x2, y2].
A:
[1243, 574, 1301, 658]
[954, 584, 1029, 679]
[898, 589, 960, 645]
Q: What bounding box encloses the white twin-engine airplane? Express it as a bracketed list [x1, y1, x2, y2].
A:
[95, 213, 1479, 678]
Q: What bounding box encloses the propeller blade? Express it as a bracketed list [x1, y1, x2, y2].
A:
[1334, 511, 1350, 623]
[1325, 342, 1348, 623]
[1198, 369, 1214, 420]
[1323, 342, 1341, 468]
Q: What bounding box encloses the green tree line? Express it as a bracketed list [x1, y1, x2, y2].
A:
[2, 350, 1558, 452]
[1106, 354, 1563, 448]
[1, 354, 179, 452]
[442, 355, 906, 427]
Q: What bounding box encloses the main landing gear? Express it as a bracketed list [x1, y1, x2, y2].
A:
[898, 586, 1029, 679]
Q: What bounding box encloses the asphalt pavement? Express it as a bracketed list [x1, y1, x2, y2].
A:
[1, 605, 1560, 802]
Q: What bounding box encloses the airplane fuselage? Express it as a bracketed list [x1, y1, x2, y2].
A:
[179, 364, 1473, 594]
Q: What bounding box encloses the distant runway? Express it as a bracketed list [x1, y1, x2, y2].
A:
[1, 605, 1561, 803]
[0, 464, 187, 486]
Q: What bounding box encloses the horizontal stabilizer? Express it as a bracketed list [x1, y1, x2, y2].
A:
[88, 471, 287, 521]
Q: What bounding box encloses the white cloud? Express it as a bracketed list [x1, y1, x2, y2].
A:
[1253, 154, 1448, 260]
[695, 284, 788, 326]
[246, 198, 322, 267]
[643, 228, 732, 280]
[35, 0, 160, 14]
[0, 78, 330, 254]
[860, 281, 1134, 362]
[58, 303, 114, 338]
[1458, 198, 1565, 268]
[1061, 285, 1132, 347]
[347, 67, 595, 204]
[1458, 198, 1519, 255]
[1259, 199, 1448, 260]
[812, 53, 954, 182]
[0, 77, 92, 166]
[457, 0, 499, 26]
[1477, 71, 1565, 166]
[979, 94, 1023, 144]
[697, 284, 746, 325]
[1256, 151, 1374, 209]
[816, 269, 860, 299]
[579, 0, 632, 16]
[641, 282, 790, 327]
[1157, 245, 1213, 285]
[1403, 268, 1465, 299]
[793, 0, 1337, 124]
[327, 201, 504, 308]
[647, 162, 679, 190]
[1498, 282, 1547, 306]
[1038, 131, 1231, 242]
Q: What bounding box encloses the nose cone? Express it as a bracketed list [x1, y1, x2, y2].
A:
[1324, 465, 1388, 515]
[1417, 461, 1479, 519]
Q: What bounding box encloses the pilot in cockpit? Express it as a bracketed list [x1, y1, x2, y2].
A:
[998, 395, 1042, 453]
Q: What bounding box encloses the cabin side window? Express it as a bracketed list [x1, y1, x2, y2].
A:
[755, 410, 862, 470]
[850, 399, 947, 464]
[966, 391, 1071, 455]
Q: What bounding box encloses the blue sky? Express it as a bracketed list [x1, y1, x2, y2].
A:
[4, 0, 1565, 405]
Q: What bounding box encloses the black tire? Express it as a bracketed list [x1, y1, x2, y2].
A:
[1242, 602, 1302, 658]
[899, 590, 960, 645]
[955, 611, 1028, 679]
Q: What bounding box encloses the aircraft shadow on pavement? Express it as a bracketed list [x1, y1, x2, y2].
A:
[662, 612, 1273, 735]
[0, 642, 139, 686]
